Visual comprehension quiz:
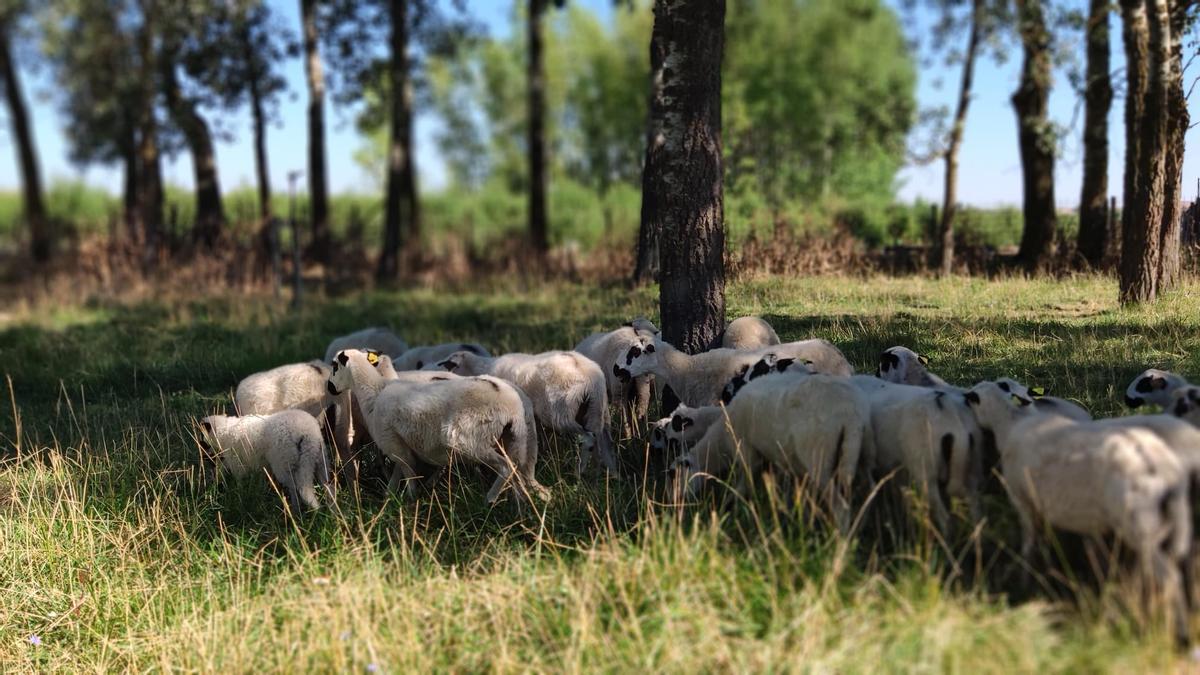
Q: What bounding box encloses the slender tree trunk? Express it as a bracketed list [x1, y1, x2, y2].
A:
[936, 0, 983, 275]
[1013, 0, 1057, 274]
[1118, 0, 1170, 304]
[122, 136, 139, 241]
[654, 0, 726, 354]
[1077, 0, 1112, 269]
[0, 20, 49, 263]
[161, 53, 224, 249]
[1157, 0, 1187, 292]
[527, 0, 549, 254]
[633, 25, 666, 285]
[136, 2, 162, 259]
[301, 0, 331, 262]
[242, 29, 271, 224]
[379, 0, 419, 280]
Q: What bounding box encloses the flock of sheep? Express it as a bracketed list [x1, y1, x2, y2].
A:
[195, 317, 1200, 645]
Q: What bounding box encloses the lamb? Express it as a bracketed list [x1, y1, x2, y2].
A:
[670, 371, 871, 532]
[1126, 368, 1192, 409]
[392, 342, 490, 371]
[623, 335, 772, 408]
[323, 327, 409, 363]
[327, 349, 548, 504]
[435, 349, 617, 474]
[649, 403, 726, 454]
[719, 316, 781, 350]
[198, 410, 332, 513]
[851, 376, 978, 529]
[234, 360, 354, 468]
[575, 326, 656, 434]
[964, 380, 1192, 645]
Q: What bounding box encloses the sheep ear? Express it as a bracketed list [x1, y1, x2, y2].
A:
[644, 344, 655, 353]
[437, 358, 457, 372]
[776, 357, 795, 372]
[1152, 375, 1168, 391]
[1030, 386, 1046, 397]
[1011, 394, 1031, 407]
[337, 352, 350, 365]
[918, 354, 930, 366]
[964, 391, 980, 405]
[1175, 398, 1191, 417]
[1189, 389, 1200, 402]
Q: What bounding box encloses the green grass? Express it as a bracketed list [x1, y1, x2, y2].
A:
[2, 275, 1199, 670]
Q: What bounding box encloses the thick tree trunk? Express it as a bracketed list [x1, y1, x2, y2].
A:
[1013, 0, 1057, 274]
[122, 137, 139, 241]
[527, 0, 549, 254]
[654, 0, 726, 354]
[1118, 0, 1170, 304]
[632, 25, 666, 285]
[936, 0, 983, 275]
[1157, 0, 1187, 292]
[301, 0, 331, 262]
[162, 54, 224, 249]
[379, 0, 419, 280]
[1077, 0, 1112, 269]
[0, 20, 49, 263]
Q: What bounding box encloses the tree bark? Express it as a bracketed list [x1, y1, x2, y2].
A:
[0, 19, 49, 263]
[936, 0, 983, 276]
[301, 0, 331, 262]
[1118, 0, 1170, 304]
[632, 24, 666, 285]
[242, 25, 272, 224]
[1077, 0, 1112, 269]
[654, 0, 726, 354]
[122, 133, 139, 241]
[1012, 0, 1057, 274]
[161, 53, 224, 249]
[527, 0, 549, 254]
[136, 1, 162, 259]
[379, 0, 419, 281]
[1157, 0, 1188, 292]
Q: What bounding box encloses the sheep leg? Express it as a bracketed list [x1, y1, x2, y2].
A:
[1146, 547, 1191, 648]
[577, 432, 596, 476]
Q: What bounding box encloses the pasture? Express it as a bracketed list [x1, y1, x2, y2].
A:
[2, 275, 1199, 671]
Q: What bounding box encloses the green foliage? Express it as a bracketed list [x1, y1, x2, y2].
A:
[724, 0, 916, 217]
[3, 276, 1198, 668]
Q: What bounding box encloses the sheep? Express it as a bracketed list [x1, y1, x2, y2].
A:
[575, 326, 656, 435]
[435, 349, 617, 475]
[1126, 368, 1192, 410]
[623, 335, 772, 408]
[993, 377, 1092, 422]
[327, 349, 548, 504]
[766, 339, 854, 377]
[392, 342, 490, 371]
[234, 360, 354, 469]
[649, 403, 725, 454]
[964, 380, 1192, 645]
[323, 327, 409, 363]
[1169, 386, 1200, 427]
[198, 410, 332, 513]
[852, 376, 978, 529]
[670, 371, 871, 532]
[719, 316, 781, 350]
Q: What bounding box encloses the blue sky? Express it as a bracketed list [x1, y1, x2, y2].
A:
[1, 0, 1196, 208]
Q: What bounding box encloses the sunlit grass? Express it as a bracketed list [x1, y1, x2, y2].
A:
[2, 274, 1198, 670]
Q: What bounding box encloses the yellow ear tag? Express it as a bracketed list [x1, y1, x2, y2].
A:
[918, 355, 930, 366]
[366, 352, 379, 365]
[1030, 386, 1045, 397]
[1011, 394, 1027, 406]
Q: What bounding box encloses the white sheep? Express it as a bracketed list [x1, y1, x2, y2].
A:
[993, 377, 1092, 423]
[852, 375, 978, 529]
[575, 326, 656, 434]
[876, 346, 947, 387]
[1169, 386, 1200, 427]
[1126, 368, 1192, 410]
[323, 327, 409, 363]
[198, 410, 332, 513]
[623, 335, 770, 408]
[964, 380, 1192, 644]
[649, 403, 725, 454]
[720, 316, 781, 350]
[327, 349, 548, 504]
[768, 339, 854, 377]
[435, 349, 617, 475]
[392, 342, 490, 371]
[671, 371, 872, 532]
[234, 360, 354, 468]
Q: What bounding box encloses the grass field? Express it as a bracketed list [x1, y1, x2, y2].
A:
[3, 274, 1200, 671]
